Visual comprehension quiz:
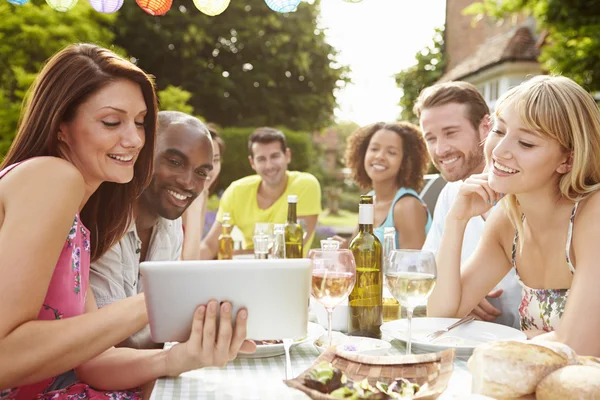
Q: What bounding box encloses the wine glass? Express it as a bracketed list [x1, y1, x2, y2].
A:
[386, 250, 437, 354]
[308, 248, 356, 347]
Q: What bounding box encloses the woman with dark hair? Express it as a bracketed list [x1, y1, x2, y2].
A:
[182, 123, 226, 260]
[0, 44, 253, 399]
[345, 121, 432, 248]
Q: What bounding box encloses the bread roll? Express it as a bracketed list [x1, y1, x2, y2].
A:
[532, 341, 578, 365]
[578, 355, 600, 368]
[536, 365, 600, 400]
[468, 341, 568, 398]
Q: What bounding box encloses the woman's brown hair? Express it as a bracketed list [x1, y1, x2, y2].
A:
[1, 43, 158, 262]
[345, 122, 429, 192]
[206, 123, 225, 195]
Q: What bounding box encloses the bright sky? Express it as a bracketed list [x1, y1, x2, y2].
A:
[317, 0, 446, 125]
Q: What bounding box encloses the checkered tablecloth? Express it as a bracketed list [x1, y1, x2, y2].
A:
[151, 337, 472, 399]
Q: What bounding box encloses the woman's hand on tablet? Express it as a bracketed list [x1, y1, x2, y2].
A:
[164, 300, 257, 376]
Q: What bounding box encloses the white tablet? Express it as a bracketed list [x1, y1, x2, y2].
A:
[140, 259, 311, 343]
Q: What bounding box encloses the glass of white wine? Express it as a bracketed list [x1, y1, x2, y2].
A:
[386, 250, 437, 354]
[308, 248, 356, 347]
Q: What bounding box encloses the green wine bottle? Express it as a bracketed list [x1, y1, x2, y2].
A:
[348, 195, 383, 338]
[284, 195, 303, 258]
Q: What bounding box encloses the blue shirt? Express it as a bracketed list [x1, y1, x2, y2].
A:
[369, 187, 432, 248]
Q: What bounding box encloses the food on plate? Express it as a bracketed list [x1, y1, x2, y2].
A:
[315, 331, 348, 348]
[314, 332, 390, 355]
[304, 361, 345, 393]
[252, 339, 283, 345]
[468, 341, 568, 398]
[535, 365, 600, 400]
[303, 361, 420, 399]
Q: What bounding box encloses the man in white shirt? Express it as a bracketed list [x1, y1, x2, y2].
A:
[91, 111, 214, 348]
[415, 81, 521, 328]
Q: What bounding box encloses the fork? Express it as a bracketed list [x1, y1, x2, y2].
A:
[425, 316, 475, 342]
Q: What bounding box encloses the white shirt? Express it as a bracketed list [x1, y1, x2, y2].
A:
[90, 217, 183, 348]
[423, 181, 522, 329]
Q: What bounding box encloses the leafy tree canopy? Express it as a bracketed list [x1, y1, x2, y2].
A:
[394, 26, 446, 123]
[113, 0, 350, 131]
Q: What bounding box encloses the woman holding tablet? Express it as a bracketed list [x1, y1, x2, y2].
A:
[0, 44, 254, 399]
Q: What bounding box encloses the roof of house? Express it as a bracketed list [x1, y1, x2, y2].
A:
[439, 25, 540, 82]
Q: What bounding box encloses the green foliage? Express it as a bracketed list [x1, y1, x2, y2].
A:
[112, 0, 349, 131]
[157, 85, 194, 115]
[214, 126, 315, 194]
[464, 0, 600, 91]
[332, 121, 360, 140]
[0, 0, 120, 156]
[394, 26, 446, 124]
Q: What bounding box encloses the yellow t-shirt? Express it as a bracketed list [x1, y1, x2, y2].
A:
[216, 171, 322, 254]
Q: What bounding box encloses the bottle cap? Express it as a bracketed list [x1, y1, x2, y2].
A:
[288, 195, 298, 203]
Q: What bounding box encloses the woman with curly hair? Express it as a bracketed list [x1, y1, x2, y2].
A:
[345, 122, 432, 248]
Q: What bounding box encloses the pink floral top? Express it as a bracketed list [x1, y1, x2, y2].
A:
[512, 202, 578, 333]
[0, 161, 140, 400]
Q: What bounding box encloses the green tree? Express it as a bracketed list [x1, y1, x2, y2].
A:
[464, 0, 600, 91]
[112, 0, 349, 131]
[0, 0, 119, 156]
[394, 26, 446, 124]
[157, 85, 194, 115]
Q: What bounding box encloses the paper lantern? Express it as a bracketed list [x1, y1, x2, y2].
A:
[89, 0, 123, 13]
[46, 0, 78, 12]
[136, 0, 172, 15]
[7, 0, 30, 5]
[264, 0, 300, 13]
[193, 0, 230, 16]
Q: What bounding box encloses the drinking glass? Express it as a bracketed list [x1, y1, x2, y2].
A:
[386, 250, 437, 354]
[254, 223, 274, 252]
[253, 233, 269, 259]
[308, 248, 356, 347]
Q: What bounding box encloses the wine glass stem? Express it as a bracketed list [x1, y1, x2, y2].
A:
[406, 307, 414, 355]
[326, 308, 333, 347]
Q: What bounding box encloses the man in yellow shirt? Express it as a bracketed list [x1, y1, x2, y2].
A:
[200, 127, 322, 259]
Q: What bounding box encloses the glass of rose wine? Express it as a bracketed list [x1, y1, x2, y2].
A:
[308, 246, 356, 348]
[386, 250, 437, 354]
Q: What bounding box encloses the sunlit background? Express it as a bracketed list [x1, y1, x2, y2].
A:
[319, 0, 446, 125]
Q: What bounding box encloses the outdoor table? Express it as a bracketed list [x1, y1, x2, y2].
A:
[151, 335, 472, 399]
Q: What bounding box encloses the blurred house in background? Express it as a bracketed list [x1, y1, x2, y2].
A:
[440, 0, 543, 110]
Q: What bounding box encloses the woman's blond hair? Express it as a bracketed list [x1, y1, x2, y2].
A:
[495, 75, 600, 248]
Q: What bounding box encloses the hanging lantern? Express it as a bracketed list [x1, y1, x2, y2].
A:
[46, 0, 78, 12]
[136, 0, 172, 15]
[264, 0, 300, 13]
[193, 0, 230, 16]
[7, 0, 30, 5]
[89, 0, 123, 13]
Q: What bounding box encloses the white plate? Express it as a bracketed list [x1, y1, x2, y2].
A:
[381, 317, 526, 356]
[238, 322, 325, 359]
[315, 334, 391, 356]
